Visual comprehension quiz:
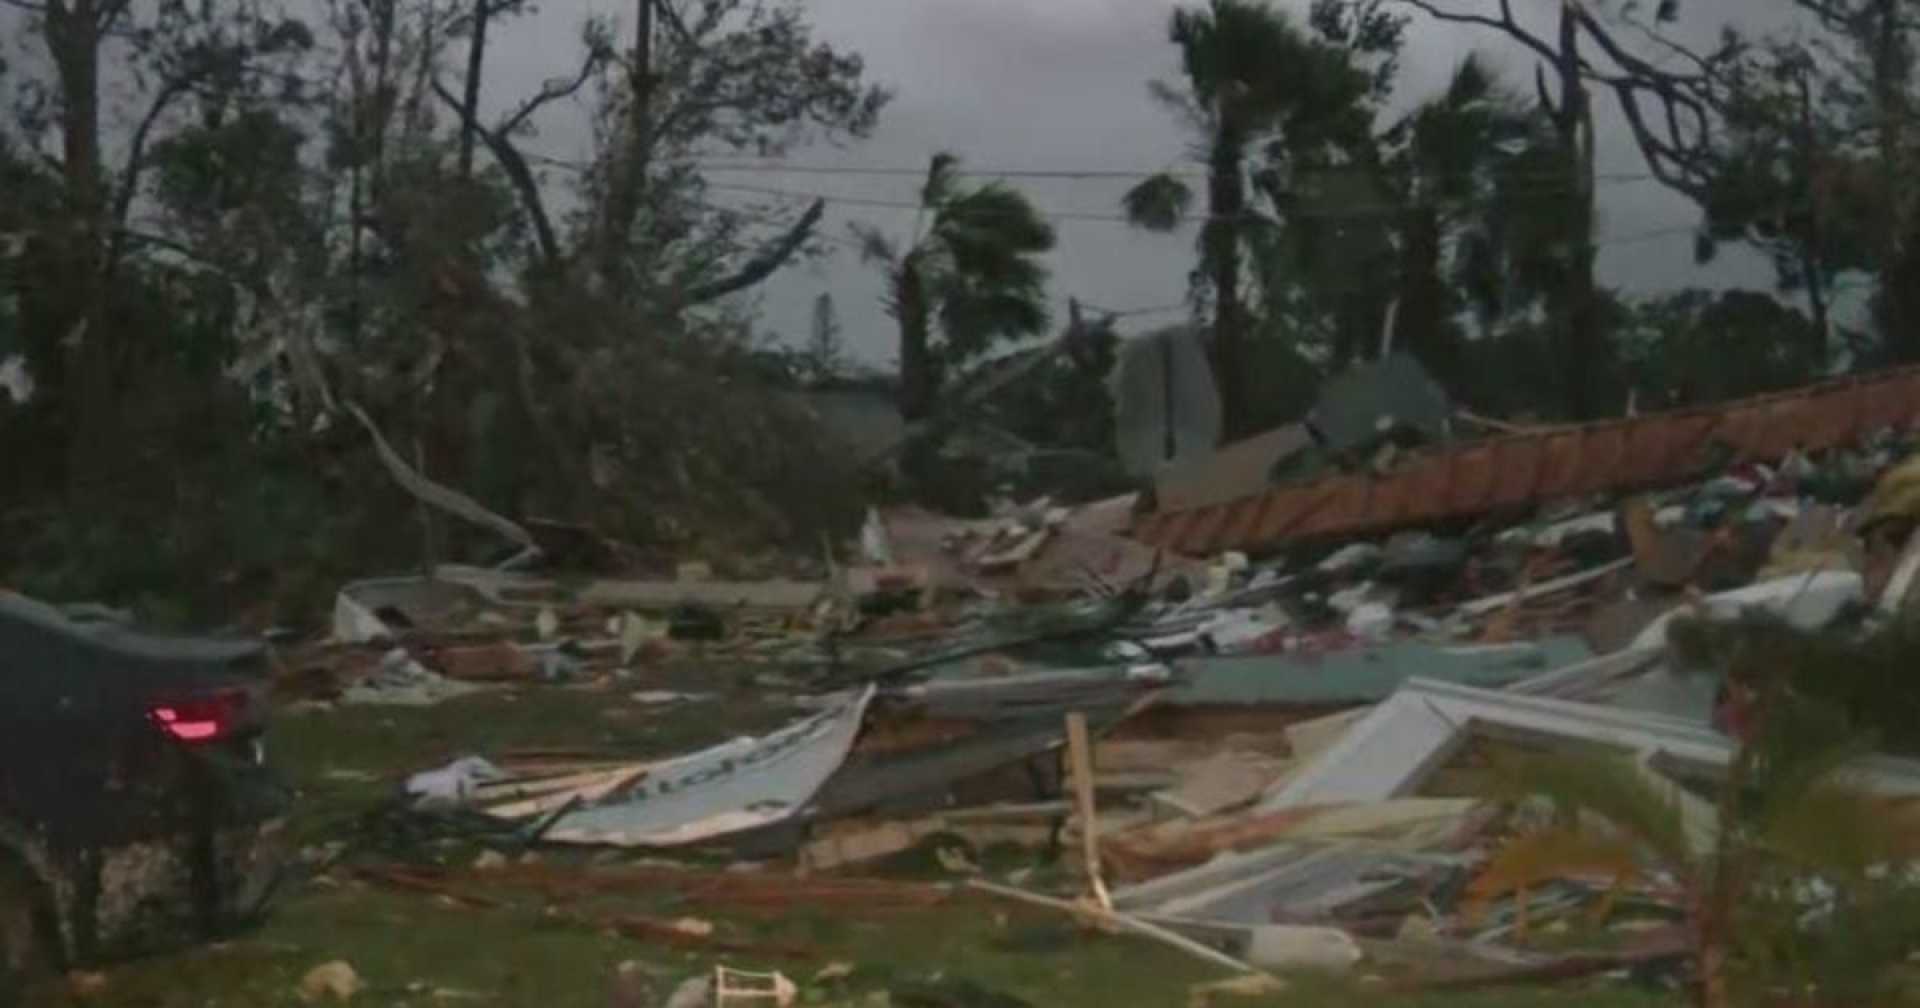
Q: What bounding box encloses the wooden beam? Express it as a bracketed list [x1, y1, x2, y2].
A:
[1066, 711, 1111, 911]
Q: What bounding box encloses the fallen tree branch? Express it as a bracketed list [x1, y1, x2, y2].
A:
[684, 197, 826, 304]
[346, 401, 537, 551]
[431, 79, 564, 266]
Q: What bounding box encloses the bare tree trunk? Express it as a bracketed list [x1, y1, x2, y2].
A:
[347, 86, 366, 342]
[598, 0, 656, 293]
[1788, 63, 1833, 360]
[1868, 0, 1920, 360]
[1548, 1, 1603, 420]
[367, 0, 399, 210]
[458, 0, 490, 179]
[47, 2, 104, 242]
[896, 252, 935, 421]
[1400, 0, 1609, 418]
[45, 0, 113, 489]
[1394, 204, 1452, 384]
[1205, 128, 1250, 443]
[1564, 101, 1601, 419]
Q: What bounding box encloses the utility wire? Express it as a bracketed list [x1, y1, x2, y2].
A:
[691, 157, 1665, 186]
[702, 179, 1458, 221]
[698, 162, 1210, 180]
[528, 150, 1711, 258]
[705, 181, 1154, 222]
[704, 180, 1715, 246]
[529, 148, 1664, 189]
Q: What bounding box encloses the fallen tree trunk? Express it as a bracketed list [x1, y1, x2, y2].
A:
[347, 401, 536, 551]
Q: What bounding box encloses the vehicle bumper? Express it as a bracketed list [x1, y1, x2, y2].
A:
[37, 751, 293, 963]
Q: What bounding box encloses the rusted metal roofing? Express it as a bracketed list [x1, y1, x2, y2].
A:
[1134, 365, 1920, 556]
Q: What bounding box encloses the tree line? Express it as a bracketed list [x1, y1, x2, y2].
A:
[1114, 0, 1914, 441]
[0, 0, 1910, 615]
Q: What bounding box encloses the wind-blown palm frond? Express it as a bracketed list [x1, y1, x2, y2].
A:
[920, 151, 963, 210]
[848, 222, 899, 266]
[1147, 79, 1210, 136]
[1443, 51, 1497, 107]
[1474, 664, 1920, 1006]
[1487, 750, 1694, 870]
[864, 152, 1057, 418]
[1172, 0, 1305, 118]
[1759, 781, 1920, 880]
[937, 185, 1056, 258]
[1463, 825, 1644, 930]
[1128, 0, 1379, 437]
[1122, 173, 1195, 232]
[936, 284, 1050, 363]
[1369, 54, 1542, 387]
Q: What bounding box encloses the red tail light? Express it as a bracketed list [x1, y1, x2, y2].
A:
[149, 689, 248, 743]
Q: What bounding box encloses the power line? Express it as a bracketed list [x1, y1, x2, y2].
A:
[531, 148, 1662, 189]
[703, 180, 1710, 241]
[704, 181, 1150, 221]
[697, 162, 1208, 181]
[692, 157, 1663, 186]
[525, 149, 1709, 252]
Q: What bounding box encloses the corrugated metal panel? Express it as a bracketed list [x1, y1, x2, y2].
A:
[1139, 365, 1920, 556]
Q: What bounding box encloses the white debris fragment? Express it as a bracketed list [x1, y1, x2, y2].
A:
[1244, 924, 1364, 972]
[340, 649, 484, 706]
[630, 691, 716, 705]
[405, 756, 506, 809]
[1318, 543, 1381, 573]
[330, 591, 390, 644]
[299, 961, 363, 1003]
[1346, 602, 1395, 643]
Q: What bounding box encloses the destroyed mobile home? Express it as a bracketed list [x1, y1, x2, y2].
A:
[34, 361, 1920, 998]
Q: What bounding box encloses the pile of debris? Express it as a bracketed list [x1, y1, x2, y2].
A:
[293, 362, 1920, 994]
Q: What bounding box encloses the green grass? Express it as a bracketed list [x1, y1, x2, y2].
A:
[29, 883, 1681, 1008]
[20, 684, 1687, 1008]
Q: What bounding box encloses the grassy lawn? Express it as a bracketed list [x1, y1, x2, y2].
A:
[20, 680, 1686, 1008]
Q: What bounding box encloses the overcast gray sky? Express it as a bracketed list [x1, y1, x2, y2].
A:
[479, 0, 1803, 367]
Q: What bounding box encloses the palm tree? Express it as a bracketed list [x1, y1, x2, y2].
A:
[1470, 689, 1920, 1008]
[1383, 54, 1538, 392]
[1123, 0, 1370, 441]
[855, 153, 1056, 422]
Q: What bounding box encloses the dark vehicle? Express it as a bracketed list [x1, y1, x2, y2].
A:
[0, 593, 289, 993]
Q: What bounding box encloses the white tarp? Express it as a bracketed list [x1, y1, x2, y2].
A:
[541, 685, 876, 847]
